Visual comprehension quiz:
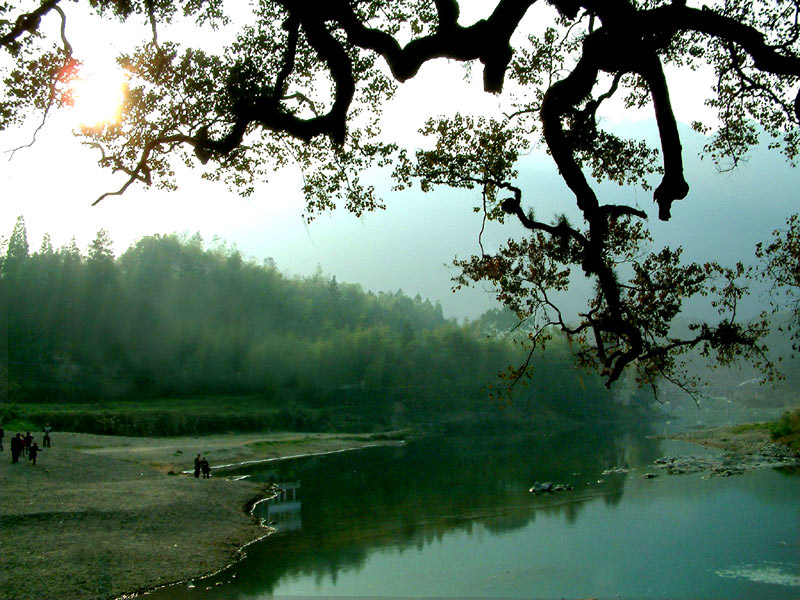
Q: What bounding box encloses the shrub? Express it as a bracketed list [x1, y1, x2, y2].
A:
[769, 408, 800, 450]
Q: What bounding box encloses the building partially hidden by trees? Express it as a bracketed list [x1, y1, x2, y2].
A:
[2, 1, 799, 395]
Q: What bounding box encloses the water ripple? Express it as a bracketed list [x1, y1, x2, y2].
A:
[716, 562, 800, 587]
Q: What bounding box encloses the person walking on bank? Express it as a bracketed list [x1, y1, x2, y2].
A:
[201, 456, 210, 478]
[29, 442, 40, 466]
[23, 431, 33, 456]
[11, 433, 22, 463]
[43, 424, 52, 448]
[194, 454, 202, 478]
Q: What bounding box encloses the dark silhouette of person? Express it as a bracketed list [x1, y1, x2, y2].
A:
[42, 424, 52, 448]
[194, 454, 202, 478]
[23, 432, 33, 456]
[29, 442, 40, 466]
[201, 457, 210, 478]
[11, 433, 23, 463]
[0, 426, 4, 451]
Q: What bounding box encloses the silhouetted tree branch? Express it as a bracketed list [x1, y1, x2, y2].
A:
[2, 0, 798, 392]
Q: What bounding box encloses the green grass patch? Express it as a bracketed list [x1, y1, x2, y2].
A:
[2, 395, 368, 436]
[769, 408, 800, 451]
[246, 438, 310, 449]
[730, 422, 771, 434]
[2, 418, 40, 434]
[337, 430, 409, 441]
[246, 440, 277, 449]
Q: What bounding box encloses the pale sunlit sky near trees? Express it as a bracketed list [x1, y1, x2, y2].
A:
[1, 1, 795, 320]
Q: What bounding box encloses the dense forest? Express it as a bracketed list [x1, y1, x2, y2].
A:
[2, 217, 651, 433]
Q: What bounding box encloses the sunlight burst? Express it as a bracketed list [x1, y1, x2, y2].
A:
[69, 63, 127, 129]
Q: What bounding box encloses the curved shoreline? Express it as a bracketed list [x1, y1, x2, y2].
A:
[0, 431, 404, 600]
[181, 439, 406, 474]
[130, 441, 411, 598]
[116, 487, 281, 600]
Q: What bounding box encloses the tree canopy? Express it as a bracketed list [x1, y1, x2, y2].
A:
[2, 0, 799, 393]
[3, 222, 647, 431]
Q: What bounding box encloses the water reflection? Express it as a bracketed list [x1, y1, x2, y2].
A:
[146, 427, 799, 599]
[147, 427, 666, 599]
[253, 481, 302, 533]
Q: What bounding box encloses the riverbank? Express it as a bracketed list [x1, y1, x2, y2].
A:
[672, 424, 777, 453]
[0, 430, 405, 600]
[671, 416, 800, 454]
[660, 422, 800, 476]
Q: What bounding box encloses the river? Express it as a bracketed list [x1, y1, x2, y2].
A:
[145, 427, 799, 599]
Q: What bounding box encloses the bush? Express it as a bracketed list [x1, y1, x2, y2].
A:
[769, 408, 800, 450]
[2, 418, 40, 434]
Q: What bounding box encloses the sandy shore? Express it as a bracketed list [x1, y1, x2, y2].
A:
[0, 430, 404, 600]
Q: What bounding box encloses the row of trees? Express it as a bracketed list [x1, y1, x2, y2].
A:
[2, 217, 644, 426]
[4, 1, 798, 392]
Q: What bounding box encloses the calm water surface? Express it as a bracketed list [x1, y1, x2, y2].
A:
[146, 429, 799, 599]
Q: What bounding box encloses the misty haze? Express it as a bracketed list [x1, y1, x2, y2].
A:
[1, 1, 799, 600]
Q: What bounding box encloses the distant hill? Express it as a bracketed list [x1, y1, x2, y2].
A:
[3, 228, 653, 433]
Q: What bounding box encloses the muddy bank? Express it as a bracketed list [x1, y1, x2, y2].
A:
[0, 431, 403, 600]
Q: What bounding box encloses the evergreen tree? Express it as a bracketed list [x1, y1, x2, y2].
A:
[88, 229, 114, 264]
[5, 215, 29, 274]
[38, 233, 54, 256]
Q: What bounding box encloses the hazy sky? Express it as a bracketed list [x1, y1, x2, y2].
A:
[1, 1, 796, 320]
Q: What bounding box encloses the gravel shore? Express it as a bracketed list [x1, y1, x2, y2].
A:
[0, 431, 401, 600]
[664, 425, 800, 476]
[672, 425, 774, 452]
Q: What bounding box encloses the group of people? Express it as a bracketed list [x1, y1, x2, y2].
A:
[193, 454, 211, 478]
[5, 425, 52, 466]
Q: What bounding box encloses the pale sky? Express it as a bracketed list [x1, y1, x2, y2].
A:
[1, 1, 794, 320]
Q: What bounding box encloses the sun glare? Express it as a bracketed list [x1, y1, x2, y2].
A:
[70, 64, 127, 129]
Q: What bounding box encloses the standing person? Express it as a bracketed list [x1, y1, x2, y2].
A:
[11, 433, 22, 463]
[42, 424, 52, 448]
[201, 456, 210, 478]
[23, 432, 33, 456]
[28, 442, 40, 466]
[193, 454, 202, 478]
[0, 425, 4, 451]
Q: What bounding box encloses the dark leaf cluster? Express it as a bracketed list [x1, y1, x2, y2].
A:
[2, 0, 798, 393]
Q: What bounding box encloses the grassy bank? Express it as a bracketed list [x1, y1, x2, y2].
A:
[672, 406, 800, 456]
[730, 407, 800, 451]
[2, 388, 658, 440]
[1, 395, 391, 437]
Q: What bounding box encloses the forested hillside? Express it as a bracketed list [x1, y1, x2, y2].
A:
[2, 217, 648, 433]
